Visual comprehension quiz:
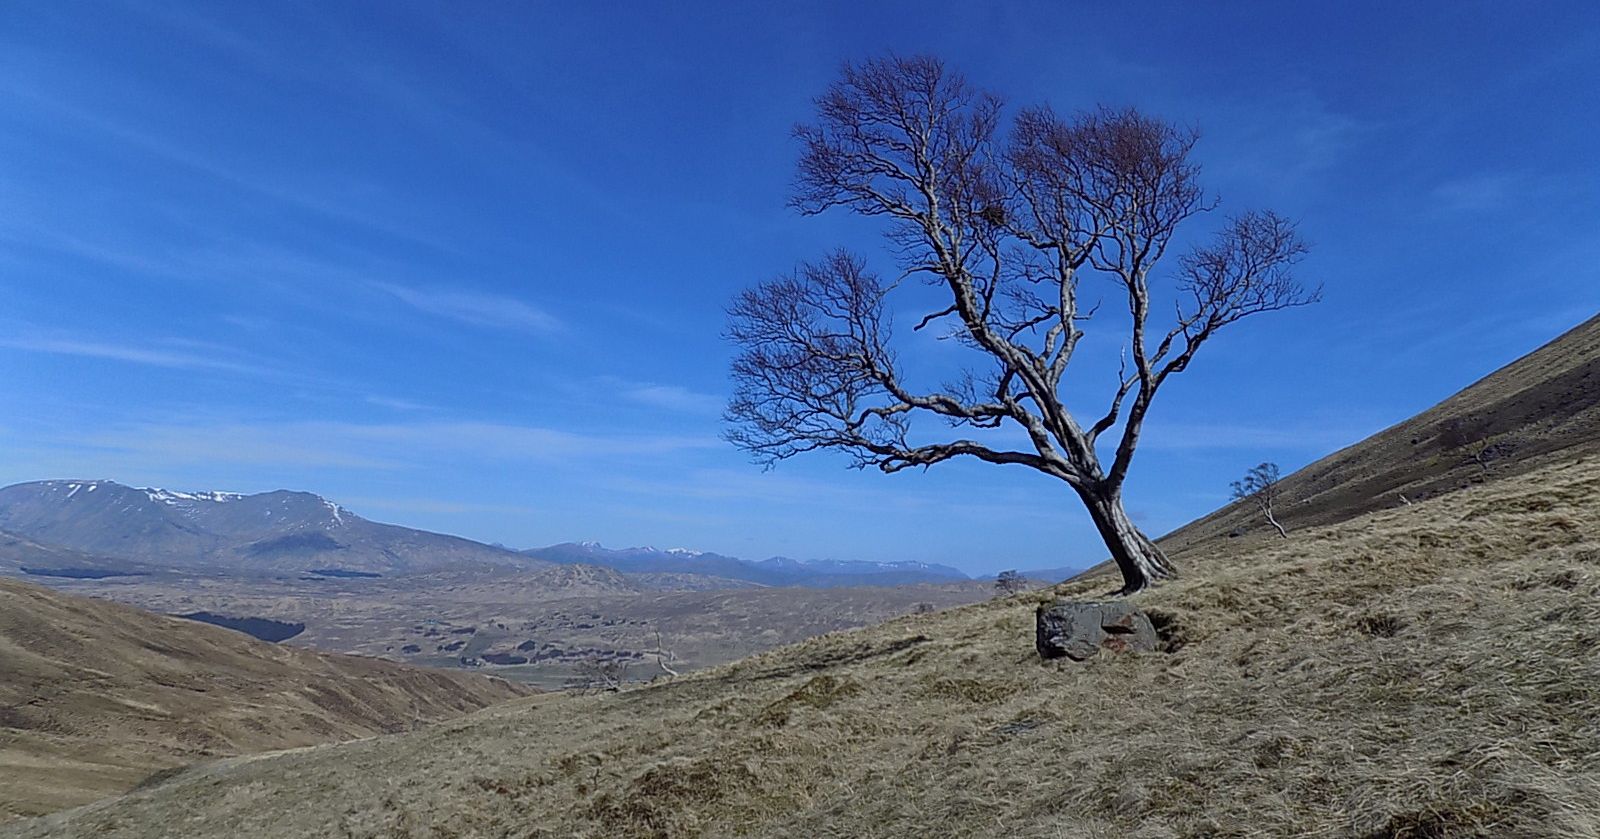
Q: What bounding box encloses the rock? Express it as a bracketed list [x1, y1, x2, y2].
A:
[1035, 600, 1159, 661]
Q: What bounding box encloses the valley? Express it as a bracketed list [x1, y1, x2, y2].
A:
[0, 481, 999, 688]
[32, 570, 991, 689]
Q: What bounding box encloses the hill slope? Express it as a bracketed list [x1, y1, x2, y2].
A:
[8, 450, 1596, 838]
[1156, 311, 1600, 558]
[0, 578, 528, 822]
[0, 529, 157, 579]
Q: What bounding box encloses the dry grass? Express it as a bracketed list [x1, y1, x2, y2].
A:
[7, 454, 1599, 838]
[0, 579, 527, 823]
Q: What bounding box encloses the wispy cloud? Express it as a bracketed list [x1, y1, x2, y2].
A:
[1430, 170, 1575, 215]
[0, 84, 462, 256]
[0, 335, 266, 375]
[374, 282, 562, 334]
[50, 418, 719, 473]
[363, 395, 434, 412]
[614, 381, 723, 414]
[1201, 89, 1372, 188]
[1432, 173, 1518, 212]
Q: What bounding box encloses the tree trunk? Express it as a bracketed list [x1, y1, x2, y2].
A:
[1079, 485, 1177, 595]
[1263, 508, 1288, 539]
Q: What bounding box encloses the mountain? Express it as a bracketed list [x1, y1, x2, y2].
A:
[0, 481, 547, 575]
[986, 565, 1083, 583]
[13, 426, 1596, 837]
[523, 542, 970, 588]
[524, 542, 757, 580]
[0, 576, 528, 823]
[0, 482, 971, 588]
[752, 555, 970, 586]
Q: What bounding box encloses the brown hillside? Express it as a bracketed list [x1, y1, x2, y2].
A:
[0, 578, 528, 822]
[1149, 311, 1600, 568]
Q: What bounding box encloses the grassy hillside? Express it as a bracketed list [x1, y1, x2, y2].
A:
[8, 452, 1596, 837]
[1150, 312, 1600, 561]
[0, 579, 528, 823]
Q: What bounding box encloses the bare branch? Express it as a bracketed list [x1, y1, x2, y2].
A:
[725, 251, 1050, 476]
[1103, 210, 1315, 488]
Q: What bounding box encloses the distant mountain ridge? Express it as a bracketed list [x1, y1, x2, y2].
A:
[522, 541, 970, 588]
[0, 480, 979, 589]
[0, 480, 544, 575]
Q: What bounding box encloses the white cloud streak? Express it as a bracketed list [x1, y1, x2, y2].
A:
[0, 335, 266, 375]
[617, 382, 723, 414]
[373, 282, 562, 334]
[54, 419, 719, 472]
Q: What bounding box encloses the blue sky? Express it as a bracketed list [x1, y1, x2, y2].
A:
[1, 2, 1596, 574]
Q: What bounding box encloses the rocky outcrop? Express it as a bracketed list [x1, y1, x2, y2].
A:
[1035, 600, 1158, 661]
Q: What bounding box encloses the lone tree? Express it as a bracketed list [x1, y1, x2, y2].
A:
[726, 56, 1318, 594]
[1231, 462, 1288, 538]
[994, 569, 1028, 596]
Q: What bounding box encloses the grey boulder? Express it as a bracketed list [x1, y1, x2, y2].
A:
[1035, 600, 1159, 661]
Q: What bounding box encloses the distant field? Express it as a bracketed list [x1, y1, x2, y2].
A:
[29, 571, 994, 688]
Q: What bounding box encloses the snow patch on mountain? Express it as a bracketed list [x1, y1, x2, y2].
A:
[142, 488, 246, 505]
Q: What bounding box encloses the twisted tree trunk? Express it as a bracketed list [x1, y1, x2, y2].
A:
[1263, 508, 1288, 539]
[1078, 484, 1176, 595]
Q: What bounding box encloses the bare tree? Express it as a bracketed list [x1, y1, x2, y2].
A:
[644, 629, 679, 680]
[567, 654, 630, 693]
[1231, 462, 1287, 538]
[994, 569, 1028, 596]
[726, 56, 1318, 594]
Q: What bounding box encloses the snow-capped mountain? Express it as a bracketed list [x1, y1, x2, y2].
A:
[0, 480, 542, 575]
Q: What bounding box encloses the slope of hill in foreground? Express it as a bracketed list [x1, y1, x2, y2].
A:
[8, 450, 1596, 837]
[1155, 311, 1600, 558]
[0, 578, 528, 823]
